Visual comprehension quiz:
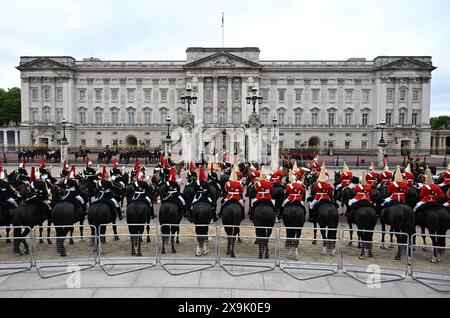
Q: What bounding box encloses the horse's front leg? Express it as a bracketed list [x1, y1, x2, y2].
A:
[113, 222, 120, 241]
[5, 227, 11, 244]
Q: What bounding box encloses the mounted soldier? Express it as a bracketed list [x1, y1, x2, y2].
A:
[308, 155, 322, 176]
[130, 166, 154, 217]
[336, 162, 353, 191]
[25, 167, 52, 217]
[378, 165, 393, 189]
[61, 166, 87, 214]
[191, 165, 215, 222]
[95, 166, 123, 220]
[16, 159, 30, 187]
[0, 164, 19, 209]
[366, 162, 378, 188]
[402, 164, 415, 187]
[348, 172, 372, 209]
[110, 159, 126, 188]
[221, 165, 245, 220]
[308, 166, 333, 222]
[162, 167, 186, 216]
[414, 168, 444, 213]
[282, 170, 306, 210]
[250, 170, 275, 220]
[186, 161, 198, 184]
[382, 166, 409, 208]
[60, 160, 70, 179]
[38, 158, 57, 188]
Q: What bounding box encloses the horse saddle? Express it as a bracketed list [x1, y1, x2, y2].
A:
[253, 199, 275, 210]
[222, 198, 243, 209]
[349, 200, 374, 212]
[315, 199, 339, 211]
[415, 202, 443, 215]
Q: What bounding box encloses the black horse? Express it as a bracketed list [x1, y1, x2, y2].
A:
[347, 202, 378, 259]
[10, 203, 51, 254]
[0, 205, 13, 243]
[221, 200, 244, 258]
[51, 201, 84, 257]
[380, 204, 415, 260]
[192, 201, 212, 257]
[87, 202, 119, 252]
[126, 200, 151, 257]
[253, 200, 276, 259]
[282, 202, 306, 260]
[159, 201, 183, 255]
[182, 183, 196, 219]
[312, 201, 340, 256]
[415, 203, 450, 263]
[271, 183, 285, 221]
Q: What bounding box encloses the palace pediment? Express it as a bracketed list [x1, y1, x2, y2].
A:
[17, 57, 74, 71]
[184, 52, 262, 69]
[376, 57, 436, 71]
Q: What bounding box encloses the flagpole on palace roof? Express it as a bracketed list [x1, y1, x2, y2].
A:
[221, 12, 224, 48]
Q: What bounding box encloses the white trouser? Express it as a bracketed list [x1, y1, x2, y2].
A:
[382, 197, 392, 206]
[75, 195, 85, 205]
[414, 201, 426, 213]
[7, 198, 18, 207]
[348, 198, 358, 207]
[251, 198, 275, 207]
[444, 202, 449, 208]
[282, 199, 304, 207]
[224, 198, 244, 206]
[335, 184, 343, 190]
[111, 198, 120, 208]
[309, 200, 318, 210]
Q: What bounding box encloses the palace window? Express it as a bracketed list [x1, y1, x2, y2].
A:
[56, 110, 63, 123]
[43, 110, 50, 123]
[261, 112, 268, 126]
[127, 89, 135, 102]
[31, 88, 38, 101]
[56, 88, 63, 102]
[160, 89, 167, 102]
[205, 88, 213, 102]
[219, 88, 226, 102]
[233, 110, 241, 125]
[413, 89, 420, 102]
[111, 112, 119, 125]
[400, 89, 407, 102]
[261, 90, 269, 103]
[312, 113, 319, 126]
[328, 112, 335, 126]
[387, 88, 394, 102]
[295, 89, 303, 103]
[312, 89, 320, 103]
[233, 88, 241, 101]
[80, 112, 86, 125]
[328, 90, 336, 103]
[278, 112, 285, 126]
[278, 89, 286, 102]
[111, 89, 119, 102]
[32, 111, 38, 123]
[43, 88, 50, 102]
[362, 113, 369, 126]
[399, 112, 405, 125]
[295, 112, 301, 126]
[95, 111, 102, 125]
[345, 90, 353, 103]
[204, 109, 213, 124]
[144, 89, 152, 103]
[345, 112, 352, 126]
[412, 112, 418, 125]
[144, 111, 152, 125]
[386, 112, 392, 125]
[362, 90, 370, 103]
[95, 89, 102, 102]
[79, 90, 86, 102]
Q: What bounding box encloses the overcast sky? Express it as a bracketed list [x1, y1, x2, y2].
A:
[0, 0, 449, 116]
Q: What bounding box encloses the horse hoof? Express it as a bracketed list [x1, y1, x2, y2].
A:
[202, 250, 208, 256]
[238, 239, 242, 243]
[422, 247, 428, 252]
[321, 248, 327, 256]
[60, 253, 67, 257]
[359, 255, 365, 260]
[69, 240, 75, 245]
[114, 237, 120, 241]
[265, 254, 270, 259]
[39, 240, 44, 245]
[5, 239, 11, 244]
[147, 238, 151, 243]
[231, 254, 236, 258]
[388, 244, 394, 249]
[368, 254, 374, 258]
[395, 255, 401, 261]
[172, 249, 176, 254]
[348, 242, 353, 247]
[331, 250, 336, 257]
[176, 239, 180, 244]
[226, 250, 231, 256]
[136, 253, 142, 257]
[431, 257, 437, 264]
[312, 241, 317, 246]
[161, 250, 166, 255]
[380, 245, 387, 250]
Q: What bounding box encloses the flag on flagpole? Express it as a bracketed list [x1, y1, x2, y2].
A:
[221, 12, 224, 28]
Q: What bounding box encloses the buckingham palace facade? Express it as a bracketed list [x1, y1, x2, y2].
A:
[17, 47, 436, 159]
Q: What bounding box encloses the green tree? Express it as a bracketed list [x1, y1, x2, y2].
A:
[430, 116, 450, 130]
[0, 87, 21, 125]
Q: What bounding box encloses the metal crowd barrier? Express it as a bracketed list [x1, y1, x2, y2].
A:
[218, 226, 278, 276]
[410, 233, 450, 293]
[33, 225, 97, 279]
[0, 226, 33, 277]
[98, 224, 158, 276]
[278, 227, 340, 281]
[159, 224, 218, 276]
[340, 229, 409, 284]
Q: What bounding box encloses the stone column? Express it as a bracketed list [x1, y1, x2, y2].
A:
[3, 130, 8, 152]
[227, 78, 233, 125]
[14, 130, 19, 152]
[431, 137, 436, 154]
[378, 145, 387, 169]
[271, 127, 280, 170]
[442, 137, 446, 155]
[213, 77, 218, 124]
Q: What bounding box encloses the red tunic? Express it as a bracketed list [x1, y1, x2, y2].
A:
[442, 171, 450, 186]
[285, 182, 305, 203]
[419, 184, 444, 204]
[388, 181, 409, 203]
[353, 184, 372, 202]
[402, 172, 415, 187]
[225, 181, 244, 201]
[339, 171, 353, 184]
[255, 180, 273, 200]
[379, 171, 393, 186]
[366, 171, 378, 187]
[249, 171, 260, 184]
[313, 182, 332, 202]
[271, 176, 282, 185]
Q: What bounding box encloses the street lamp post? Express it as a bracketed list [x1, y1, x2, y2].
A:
[180, 86, 198, 113]
[165, 116, 172, 158]
[376, 121, 388, 169]
[272, 118, 279, 169]
[60, 118, 69, 163]
[246, 87, 263, 114]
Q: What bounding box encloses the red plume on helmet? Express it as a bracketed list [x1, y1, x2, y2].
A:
[209, 163, 214, 172]
[134, 158, 140, 171]
[101, 166, 108, 180]
[169, 167, 177, 183]
[164, 160, 169, 169]
[198, 165, 206, 182]
[113, 159, 118, 169]
[160, 154, 164, 165]
[136, 166, 142, 181]
[0, 163, 5, 180]
[68, 166, 76, 179]
[30, 167, 36, 183]
[40, 158, 46, 169]
[62, 160, 68, 172]
[189, 162, 195, 173]
[86, 157, 91, 168]
[19, 159, 26, 169]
